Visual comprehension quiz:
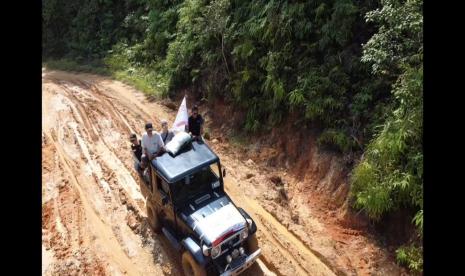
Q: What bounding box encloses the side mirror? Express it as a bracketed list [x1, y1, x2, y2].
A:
[222, 168, 226, 177]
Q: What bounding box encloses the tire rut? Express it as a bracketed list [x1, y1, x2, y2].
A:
[42, 69, 339, 276]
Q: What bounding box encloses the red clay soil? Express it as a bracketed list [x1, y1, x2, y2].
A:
[204, 101, 408, 276]
[42, 69, 407, 276]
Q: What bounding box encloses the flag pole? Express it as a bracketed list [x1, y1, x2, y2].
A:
[172, 92, 189, 134]
[185, 91, 188, 132]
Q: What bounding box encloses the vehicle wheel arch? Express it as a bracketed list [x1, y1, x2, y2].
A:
[238, 207, 257, 235]
[181, 246, 207, 276]
[146, 200, 162, 232]
[181, 237, 208, 267]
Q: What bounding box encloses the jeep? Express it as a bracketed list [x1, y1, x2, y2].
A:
[133, 139, 261, 276]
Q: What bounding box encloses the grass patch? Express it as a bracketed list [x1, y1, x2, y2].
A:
[229, 132, 248, 147]
[110, 67, 166, 98]
[44, 59, 110, 75]
[44, 57, 168, 99]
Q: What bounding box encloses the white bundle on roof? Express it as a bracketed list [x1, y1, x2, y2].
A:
[165, 131, 191, 156]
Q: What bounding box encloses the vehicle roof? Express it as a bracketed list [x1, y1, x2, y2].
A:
[152, 141, 219, 183]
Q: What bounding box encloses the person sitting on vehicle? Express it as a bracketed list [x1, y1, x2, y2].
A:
[130, 133, 143, 172]
[160, 119, 175, 144]
[140, 122, 165, 169]
[187, 105, 204, 140]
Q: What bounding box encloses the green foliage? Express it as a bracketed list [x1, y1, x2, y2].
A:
[351, 67, 423, 218]
[42, 0, 74, 57]
[141, 0, 182, 61]
[104, 43, 168, 97]
[412, 209, 423, 237]
[317, 129, 357, 153]
[396, 245, 423, 274]
[351, 65, 423, 272]
[43, 0, 149, 59]
[350, 0, 423, 272]
[43, 2, 423, 272]
[351, 0, 423, 214]
[362, 0, 423, 76]
[163, 0, 207, 92]
[44, 59, 110, 75]
[45, 55, 167, 98]
[154, 0, 392, 136]
[43, 0, 389, 144]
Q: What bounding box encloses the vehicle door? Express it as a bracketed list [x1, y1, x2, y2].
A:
[153, 173, 176, 231]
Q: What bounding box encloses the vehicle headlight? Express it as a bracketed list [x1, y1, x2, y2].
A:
[211, 244, 221, 258]
[202, 244, 210, 256]
[246, 218, 253, 228]
[240, 229, 248, 240]
[239, 247, 245, 255]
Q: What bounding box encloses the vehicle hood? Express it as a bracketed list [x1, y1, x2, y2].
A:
[182, 195, 246, 245]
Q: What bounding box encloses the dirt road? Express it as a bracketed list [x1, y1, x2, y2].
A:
[42, 69, 401, 276]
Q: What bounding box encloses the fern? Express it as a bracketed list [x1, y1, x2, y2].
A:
[288, 88, 305, 108]
[412, 210, 423, 237]
[396, 245, 423, 274]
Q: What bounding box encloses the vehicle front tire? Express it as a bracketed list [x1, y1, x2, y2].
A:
[247, 234, 259, 253]
[146, 201, 161, 233]
[181, 251, 207, 276]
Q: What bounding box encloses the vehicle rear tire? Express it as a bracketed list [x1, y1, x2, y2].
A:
[247, 234, 259, 253]
[181, 251, 207, 276]
[146, 201, 161, 233]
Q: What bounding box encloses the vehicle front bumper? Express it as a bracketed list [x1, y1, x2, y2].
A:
[219, 248, 261, 276]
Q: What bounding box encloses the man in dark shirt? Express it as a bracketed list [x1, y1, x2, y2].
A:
[188, 105, 204, 140]
[130, 134, 143, 173]
[160, 119, 175, 144]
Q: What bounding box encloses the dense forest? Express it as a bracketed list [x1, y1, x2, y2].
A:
[43, 0, 423, 272]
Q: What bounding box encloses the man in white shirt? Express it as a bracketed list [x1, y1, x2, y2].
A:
[140, 122, 165, 169]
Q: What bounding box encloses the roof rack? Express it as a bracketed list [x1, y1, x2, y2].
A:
[152, 140, 219, 183]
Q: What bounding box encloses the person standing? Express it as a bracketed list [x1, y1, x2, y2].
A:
[130, 134, 142, 162]
[188, 105, 204, 140]
[160, 119, 175, 144]
[130, 133, 143, 174]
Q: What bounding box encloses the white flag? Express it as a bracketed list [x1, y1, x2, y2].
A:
[172, 96, 189, 133]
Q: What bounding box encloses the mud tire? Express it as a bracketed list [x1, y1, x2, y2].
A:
[181, 251, 207, 276]
[247, 234, 259, 253]
[146, 201, 161, 233]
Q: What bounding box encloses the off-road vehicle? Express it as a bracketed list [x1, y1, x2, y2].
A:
[133, 139, 261, 276]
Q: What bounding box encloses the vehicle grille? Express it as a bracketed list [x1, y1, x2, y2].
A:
[220, 233, 241, 253]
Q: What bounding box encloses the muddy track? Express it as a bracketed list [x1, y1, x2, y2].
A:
[43, 69, 395, 276]
[43, 71, 182, 275]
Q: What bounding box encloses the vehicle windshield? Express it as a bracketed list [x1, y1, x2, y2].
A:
[172, 165, 219, 205]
